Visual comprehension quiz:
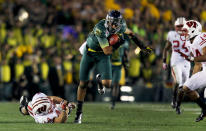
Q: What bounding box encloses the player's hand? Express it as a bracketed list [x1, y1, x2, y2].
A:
[176, 50, 194, 62]
[142, 46, 153, 54]
[185, 56, 194, 62]
[60, 100, 67, 111]
[162, 63, 167, 70]
[68, 102, 76, 109]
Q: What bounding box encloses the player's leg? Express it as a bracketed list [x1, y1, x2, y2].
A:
[171, 66, 181, 109]
[111, 66, 121, 109]
[96, 55, 112, 94]
[176, 62, 191, 114]
[177, 71, 206, 121]
[182, 86, 206, 122]
[74, 52, 95, 124]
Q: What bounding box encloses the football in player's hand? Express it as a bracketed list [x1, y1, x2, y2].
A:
[108, 34, 119, 45]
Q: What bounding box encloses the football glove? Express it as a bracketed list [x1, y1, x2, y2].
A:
[142, 46, 153, 54]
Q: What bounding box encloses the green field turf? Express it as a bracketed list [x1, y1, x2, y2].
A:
[0, 102, 205, 131]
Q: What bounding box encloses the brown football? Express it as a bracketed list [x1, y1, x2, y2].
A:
[108, 34, 119, 45]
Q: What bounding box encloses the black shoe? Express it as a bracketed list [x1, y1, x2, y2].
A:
[20, 96, 28, 107]
[176, 106, 181, 115]
[111, 104, 115, 110]
[96, 74, 105, 95]
[196, 110, 206, 122]
[19, 96, 28, 115]
[74, 112, 82, 124]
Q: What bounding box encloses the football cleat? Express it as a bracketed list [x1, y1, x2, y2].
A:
[176, 106, 181, 115]
[19, 96, 29, 115]
[96, 74, 105, 95]
[195, 110, 206, 122]
[74, 112, 82, 124]
[171, 101, 177, 109]
[111, 105, 115, 110]
[20, 96, 28, 107]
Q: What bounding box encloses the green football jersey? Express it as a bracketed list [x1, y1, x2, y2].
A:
[86, 19, 127, 51]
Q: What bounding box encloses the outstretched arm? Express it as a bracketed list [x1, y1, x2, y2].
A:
[162, 41, 172, 63]
[124, 28, 152, 53]
[124, 28, 145, 49]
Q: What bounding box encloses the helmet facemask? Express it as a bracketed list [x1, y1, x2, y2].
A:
[174, 17, 186, 35]
[105, 10, 123, 34]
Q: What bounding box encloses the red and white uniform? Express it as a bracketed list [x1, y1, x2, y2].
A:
[184, 33, 206, 90]
[27, 93, 62, 123]
[167, 31, 191, 86]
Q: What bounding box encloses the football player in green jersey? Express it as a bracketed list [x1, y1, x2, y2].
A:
[74, 10, 152, 124]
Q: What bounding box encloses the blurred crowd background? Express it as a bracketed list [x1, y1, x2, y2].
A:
[0, 0, 206, 102]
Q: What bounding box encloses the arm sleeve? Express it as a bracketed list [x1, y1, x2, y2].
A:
[96, 37, 109, 48]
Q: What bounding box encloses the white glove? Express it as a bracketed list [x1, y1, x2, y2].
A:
[162, 63, 167, 70]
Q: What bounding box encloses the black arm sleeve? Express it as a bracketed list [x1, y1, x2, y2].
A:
[130, 35, 146, 49]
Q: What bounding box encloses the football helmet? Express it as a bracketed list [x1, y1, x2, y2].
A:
[105, 10, 123, 33]
[182, 20, 202, 40]
[174, 17, 186, 34]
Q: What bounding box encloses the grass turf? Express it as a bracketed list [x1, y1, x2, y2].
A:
[0, 102, 205, 131]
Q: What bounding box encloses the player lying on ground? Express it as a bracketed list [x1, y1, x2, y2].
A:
[75, 10, 153, 124]
[19, 92, 76, 123]
[162, 17, 191, 114]
[176, 20, 206, 122]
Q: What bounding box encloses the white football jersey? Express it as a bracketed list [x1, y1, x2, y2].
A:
[167, 31, 190, 66]
[27, 93, 61, 123]
[189, 32, 206, 70]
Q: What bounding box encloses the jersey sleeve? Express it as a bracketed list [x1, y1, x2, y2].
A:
[27, 102, 34, 118]
[166, 31, 172, 42]
[94, 27, 109, 48]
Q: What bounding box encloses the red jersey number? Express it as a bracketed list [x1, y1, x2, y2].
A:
[173, 40, 179, 48]
[182, 42, 188, 52]
[37, 105, 47, 114]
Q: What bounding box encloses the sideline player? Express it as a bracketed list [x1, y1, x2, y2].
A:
[19, 92, 76, 123]
[176, 20, 206, 122]
[162, 17, 191, 114]
[75, 10, 152, 124]
[110, 34, 129, 110]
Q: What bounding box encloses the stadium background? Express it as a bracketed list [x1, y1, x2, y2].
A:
[0, 0, 206, 102]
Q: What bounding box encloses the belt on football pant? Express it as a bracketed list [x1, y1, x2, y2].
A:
[86, 45, 103, 53]
[112, 62, 122, 66]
